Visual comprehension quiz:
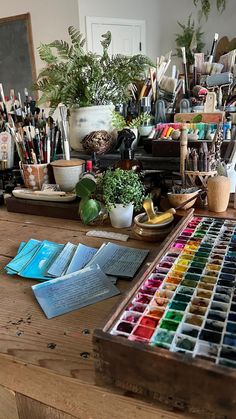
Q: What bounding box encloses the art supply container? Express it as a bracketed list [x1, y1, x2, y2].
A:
[20, 162, 49, 190]
[51, 159, 85, 192]
[207, 176, 230, 212]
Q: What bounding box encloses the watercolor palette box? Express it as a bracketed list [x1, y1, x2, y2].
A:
[93, 211, 236, 418]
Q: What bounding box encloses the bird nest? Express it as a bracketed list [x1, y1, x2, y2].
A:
[81, 130, 116, 155]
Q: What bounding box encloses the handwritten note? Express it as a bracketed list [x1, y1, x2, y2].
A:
[32, 264, 120, 318]
[89, 242, 149, 279]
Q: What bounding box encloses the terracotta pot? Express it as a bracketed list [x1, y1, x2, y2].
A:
[207, 176, 230, 212]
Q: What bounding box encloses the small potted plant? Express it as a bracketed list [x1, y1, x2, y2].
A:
[100, 168, 145, 228]
[175, 15, 205, 67]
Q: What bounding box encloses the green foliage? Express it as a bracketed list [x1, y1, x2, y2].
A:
[175, 15, 205, 65]
[75, 178, 101, 224]
[111, 111, 127, 131]
[79, 198, 101, 225]
[35, 26, 153, 111]
[111, 111, 152, 130]
[129, 113, 153, 129]
[75, 178, 96, 198]
[101, 168, 145, 211]
[193, 0, 227, 20]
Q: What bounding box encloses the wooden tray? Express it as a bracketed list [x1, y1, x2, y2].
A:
[6, 196, 80, 220]
[93, 210, 236, 418]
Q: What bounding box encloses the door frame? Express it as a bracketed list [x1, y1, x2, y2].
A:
[85, 16, 146, 54]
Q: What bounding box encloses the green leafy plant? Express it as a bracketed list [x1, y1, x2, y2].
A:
[175, 15, 205, 66]
[75, 178, 101, 224]
[111, 111, 152, 130]
[193, 0, 227, 20]
[100, 168, 145, 211]
[35, 26, 153, 111]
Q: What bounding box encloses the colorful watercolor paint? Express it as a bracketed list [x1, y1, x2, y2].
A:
[110, 216, 236, 370]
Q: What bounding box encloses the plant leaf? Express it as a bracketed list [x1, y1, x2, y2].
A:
[79, 198, 101, 224]
[75, 178, 96, 198]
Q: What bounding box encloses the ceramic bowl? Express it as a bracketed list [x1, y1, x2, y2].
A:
[167, 190, 200, 210]
[133, 212, 174, 242]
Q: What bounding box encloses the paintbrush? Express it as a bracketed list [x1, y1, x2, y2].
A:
[208, 33, 219, 64]
[190, 31, 197, 85]
[181, 47, 189, 98]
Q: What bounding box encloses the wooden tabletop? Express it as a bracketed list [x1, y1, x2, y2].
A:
[0, 206, 234, 419]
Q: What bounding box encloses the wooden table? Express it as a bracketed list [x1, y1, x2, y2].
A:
[0, 206, 235, 419]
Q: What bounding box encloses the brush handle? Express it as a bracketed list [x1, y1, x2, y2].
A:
[64, 140, 70, 161]
[183, 63, 190, 98]
[175, 190, 203, 210]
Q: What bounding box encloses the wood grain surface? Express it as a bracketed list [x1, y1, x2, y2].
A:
[0, 206, 229, 418]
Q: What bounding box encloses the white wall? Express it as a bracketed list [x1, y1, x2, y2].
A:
[0, 0, 79, 75]
[158, 0, 236, 59]
[1, 0, 236, 77]
[78, 0, 236, 63]
[78, 0, 160, 61]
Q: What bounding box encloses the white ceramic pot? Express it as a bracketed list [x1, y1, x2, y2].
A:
[138, 125, 154, 137]
[109, 203, 134, 228]
[69, 104, 114, 151]
[51, 159, 85, 192]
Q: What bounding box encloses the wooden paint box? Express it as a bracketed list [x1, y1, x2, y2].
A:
[93, 211, 236, 418]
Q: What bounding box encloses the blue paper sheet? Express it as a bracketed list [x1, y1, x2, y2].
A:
[19, 240, 64, 280]
[65, 243, 97, 275]
[32, 264, 120, 318]
[5, 239, 41, 275]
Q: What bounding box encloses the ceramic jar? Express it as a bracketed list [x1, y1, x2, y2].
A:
[20, 163, 49, 190]
[51, 159, 85, 192]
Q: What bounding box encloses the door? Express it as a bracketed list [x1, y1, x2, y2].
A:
[86, 17, 146, 56]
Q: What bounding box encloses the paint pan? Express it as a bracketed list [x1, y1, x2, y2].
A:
[179, 323, 200, 338]
[207, 310, 227, 322]
[151, 329, 174, 348]
[185, 314, 204, 327]
[174, 335, 196, 352]
[199, 329, 222, 344]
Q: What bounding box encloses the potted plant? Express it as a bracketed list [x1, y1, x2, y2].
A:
[175, 15, 205, 67]
[35, 27, 153, 151]
[100, 168, 145, 228]
[112, 111, 155, 150]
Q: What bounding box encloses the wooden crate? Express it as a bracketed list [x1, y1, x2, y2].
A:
[93, 211, 236, 418]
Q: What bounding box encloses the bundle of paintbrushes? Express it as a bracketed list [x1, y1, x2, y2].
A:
[185, 126, 224, 173]
[186, 142, 212, 172]
[6, 119, 62, 165]
[155, 52, 183, 110]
